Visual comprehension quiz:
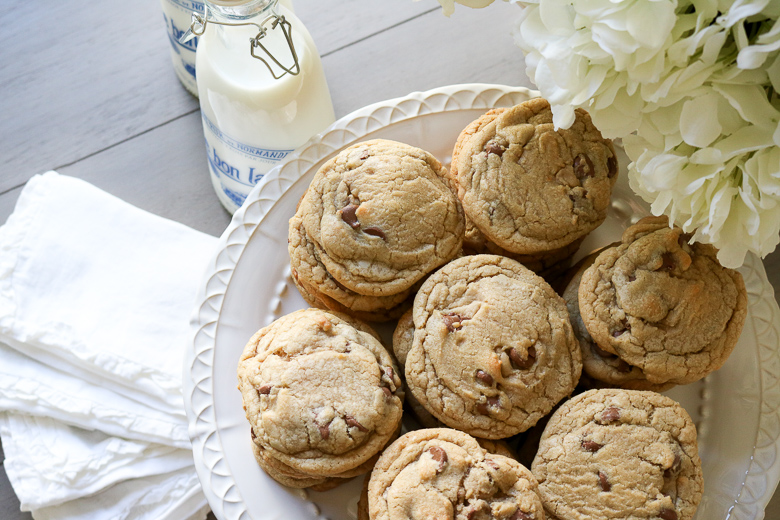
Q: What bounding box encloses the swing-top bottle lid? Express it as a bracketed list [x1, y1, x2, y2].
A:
[179, 0, 299, 80]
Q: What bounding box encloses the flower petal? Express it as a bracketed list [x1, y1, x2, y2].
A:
[713, 83, 780, 128]
[680, 93, 723, 148]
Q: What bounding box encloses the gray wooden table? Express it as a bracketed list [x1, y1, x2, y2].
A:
[1, 1, 779, 518]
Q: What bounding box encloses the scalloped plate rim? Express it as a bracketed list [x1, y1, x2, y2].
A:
[184, 83, 780, 520]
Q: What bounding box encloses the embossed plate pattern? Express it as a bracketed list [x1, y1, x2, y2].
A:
[184, 84, 780, 520]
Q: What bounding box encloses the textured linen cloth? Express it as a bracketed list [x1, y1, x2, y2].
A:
[0, 414, 194, 511]
[0, 344, 189, 448]
[0, 172, 215, 416]
[0, 172, 218, 519]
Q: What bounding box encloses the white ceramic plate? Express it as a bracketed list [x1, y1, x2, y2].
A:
[184, 84, 780, 520]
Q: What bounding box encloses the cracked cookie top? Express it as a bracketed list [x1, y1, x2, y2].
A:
[237, 308, 404, 477]
[562, 247, 674, 392]
[532, 389, 703, 520]
[405, 255, 581, 439]
[578, 216, 747, 386]
[288, 212, 413, 322]
[452, 98, 617, 255]
[298, 139, 464, 297]
[368, 428, 545, 520]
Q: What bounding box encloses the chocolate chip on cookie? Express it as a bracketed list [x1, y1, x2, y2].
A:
[405, 254, 581, 439]
[532, 389, 703, 520]
[368, 428, 545, 520]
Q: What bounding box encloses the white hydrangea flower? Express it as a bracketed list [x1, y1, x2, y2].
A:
[510, 0, 773, 137]
[626, 85, 780, 267]
[425, 0, 780, 265]
[509, 0, 780, 265]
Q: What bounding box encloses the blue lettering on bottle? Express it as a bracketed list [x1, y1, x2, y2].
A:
[171, 19, 198, 51]
[167, 0, 205, 13]
[211, 149, 241, 180]
[202, 113, 294, 163]
[222, 185, 247, 207]
[205, 140, 260, 187]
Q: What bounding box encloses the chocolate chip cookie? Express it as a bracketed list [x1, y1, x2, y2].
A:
[532, 388, 703, 520]
[368, 428, 545, 520]
[562, 246, 674, 392]
[578, 216, 747, 386]
[297, 139, 464, 297]
[238, 308, 404, 485]
[289, 213, 413, 322]
[451, 98, 617, 256]
[405, 254, 581, 439]
[392, 309, 445, 429]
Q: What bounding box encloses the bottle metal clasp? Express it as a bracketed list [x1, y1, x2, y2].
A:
[179, 10, 300, 79]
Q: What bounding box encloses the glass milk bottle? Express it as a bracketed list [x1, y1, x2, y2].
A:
[160, 0, 294, 97]
[192, 0, 334, 213]
[161, 0, 205, 96]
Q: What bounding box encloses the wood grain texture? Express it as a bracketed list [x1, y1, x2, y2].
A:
[293, 0, 436, 56]
[0, 0, 438, 195]
[56, 112, 231, 237]
[321, 2, 533, 117]
[0, 0, 199, 194]
[0, 0, 779, 517]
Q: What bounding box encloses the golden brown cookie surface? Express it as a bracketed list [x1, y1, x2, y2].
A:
[406, 255, 581, 439]
[578, 216, 747, 386]
[562, 246, 674, 392]
[452, 98, 617, 255]
[369, 428, 545, 520]
[299, 139, 464, 296]
[532, 389, 703, 520]
[237, 309, 404, 481]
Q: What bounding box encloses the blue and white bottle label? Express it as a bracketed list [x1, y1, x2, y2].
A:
[161, 0, 204, 96]
[202, 113, 294, 212]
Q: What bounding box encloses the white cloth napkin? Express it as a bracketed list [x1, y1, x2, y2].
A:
[0, 172, 219, 519]
[0, 343, 189, 448]
[0, 413, 194, 511]
[29, 468, 208, 520]
[0, 172, 216, 416]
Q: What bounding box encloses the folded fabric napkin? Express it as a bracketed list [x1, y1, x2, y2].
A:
[0, 172, 219, 519]
[0, 172, 216, 416]
[0, 413, 194, 511]
[0, 344, 189, 448]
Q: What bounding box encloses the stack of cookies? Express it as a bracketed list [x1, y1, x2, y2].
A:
[237, 308, 404, 490]
[563, 215, 747, 391]
[232, 98, 741, 520]
[288, 139, 464, 322]
[532, 389, 703, 520]
[449, 98, 618, 278]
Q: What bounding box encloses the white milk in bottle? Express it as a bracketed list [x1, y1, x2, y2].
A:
[193, 0, 334, 213]
[160, 0, 294, 97]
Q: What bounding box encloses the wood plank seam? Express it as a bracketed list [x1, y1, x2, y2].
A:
[0, 108, 200, 198]
[321, 6, 440, 58]
[0, 7, 441, 198]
